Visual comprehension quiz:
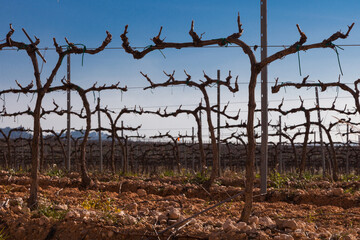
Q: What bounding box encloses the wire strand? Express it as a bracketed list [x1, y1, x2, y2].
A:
[2, 44, 360, 51]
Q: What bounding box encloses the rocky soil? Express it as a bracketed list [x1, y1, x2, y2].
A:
[0, 170, 360, 239]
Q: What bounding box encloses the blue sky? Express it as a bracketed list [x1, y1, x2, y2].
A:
[1, 0, 360, 143]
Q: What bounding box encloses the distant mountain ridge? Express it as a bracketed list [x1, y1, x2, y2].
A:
[60, 130, 109, 140]
[0, 127, 109, 140]
[0, 127, 32, 139]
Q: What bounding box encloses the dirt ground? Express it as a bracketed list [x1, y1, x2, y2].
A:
[0, 170, 360, 240]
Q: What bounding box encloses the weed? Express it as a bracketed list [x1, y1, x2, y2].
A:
[303, 172, 313, 181]
[346, 220, 353, 228]
[222, 170, 240, 179]
[182, 208, 194, 215]
[45, 164, 66, 178]
[292, 179, 306, 189]
[341, 174, 360, 182]
[119, 172, 138, 178]
[192, 172, 210, 184]
[302, 171, 322, 182]
[3, 186, 13, 194]
[269, 171, 289, 189]
[344, 187, 356, 194]
[103, 212, 119, 225]
[306, 211, 317, 223]
[7, 167, 28, 175]
[180, 171, 210, 185]
[81, 192, 123, 225]
[0, 227, 8, 240]
[81, 191, 122, 213]
[37, 205, 68, 220]
[160, 170, 175, 178]
[218, 202, 234, 217]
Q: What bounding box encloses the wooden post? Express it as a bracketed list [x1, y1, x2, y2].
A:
[40, 128, 44, 171]
[97, 97, 103, 172]
[260, 0, 268, 194]
[192, 127, 195, 171]
[346, 124, 349, 175]
[125, 136, 128, 174]
[21, 136, 24, 169]
[184, 143, 187, 171]
[199, 107, 204, 171]
[66, 54, 71, 171]
[135, 144, 139, 174]
[315, 87, 326, 176]
[217, 70, 221, 176]
[13, 141, 17, 170]
[121, 121, 124, 138]
[279, 116, 283, 173]
[121, 120, 124, 172]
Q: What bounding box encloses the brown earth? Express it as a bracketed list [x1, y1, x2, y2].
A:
[0, 171, 360, 240]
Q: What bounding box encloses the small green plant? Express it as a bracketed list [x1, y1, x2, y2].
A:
[344, 187, 356, 194]
[182, 208, 194, 215]
[3, 186, 13, 194]
[269, 171, 289, 189]
[102, 212, 120, 225]
[160, 170, 175, 178]
[0, 227, 8, 240]
[303, 172, 313, 181]
[222, 170, 241, 179]
[81, 191, 122, 213]
[46, 164, 66, 178]
[38, 205, 68, 220]
[346, 220, 354, 228]
[119, 172, 138, 178]
[192, 172, 210, 184]
[302, 171, 322, 182]
[181, 171, 210, 185]
[341, 174, 360, 182]
[182, 171, 193, 179]
[305, 211, 317, 223]
[218, 202, 234, 217]
[7, 167, 29, 176]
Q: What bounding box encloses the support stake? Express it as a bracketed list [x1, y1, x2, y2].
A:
[98, 97, 103, 172]
[260, 0, 268, 194]
[66, 54, 71, 171]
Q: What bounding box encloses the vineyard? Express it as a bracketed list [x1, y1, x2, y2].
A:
[2, 2, 360, 240]
[1, 131, 360, 180]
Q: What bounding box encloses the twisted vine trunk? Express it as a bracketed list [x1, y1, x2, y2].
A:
[201, 89, 219, 189]
[324, 129, 338, 181]
[28, 93, 44, 209]
[123, 137, 128, 174]
[240, 70, 258, 222]
[115, 134, 126, 174]
[75, 87, 93, 188]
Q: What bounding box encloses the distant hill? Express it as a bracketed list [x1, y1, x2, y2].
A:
[0, 127, 109, 140]
[0, 127, 32, 139]
[61, 130, 109, 141]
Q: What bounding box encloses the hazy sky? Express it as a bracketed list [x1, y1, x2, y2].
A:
[1, 0, 360, 143]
